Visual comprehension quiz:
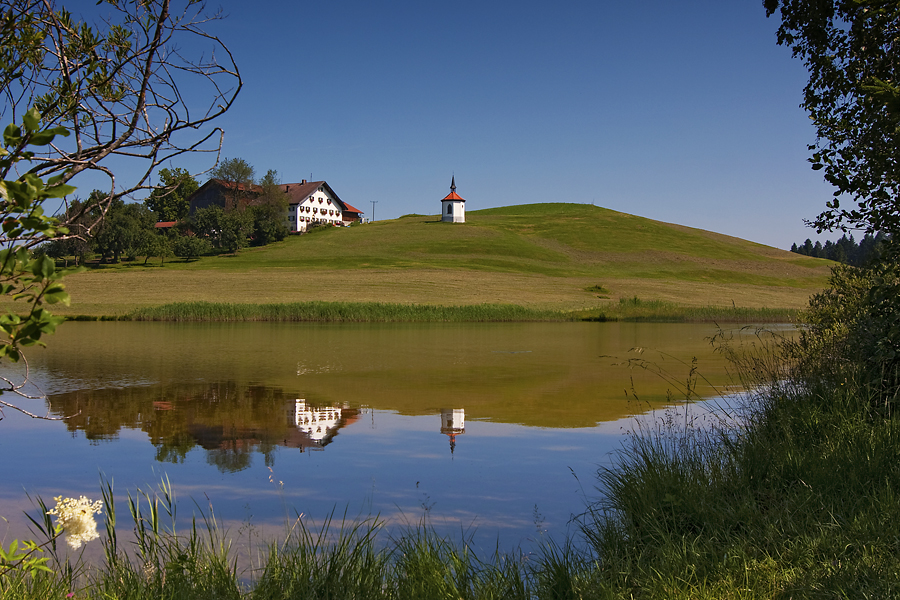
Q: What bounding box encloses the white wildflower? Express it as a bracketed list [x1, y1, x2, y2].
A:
[46, 495, 103, 550]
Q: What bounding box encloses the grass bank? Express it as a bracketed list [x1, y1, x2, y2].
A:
[578, 333, 900, 597]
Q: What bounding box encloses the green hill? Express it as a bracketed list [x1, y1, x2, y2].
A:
[193, 203, 818, 280]
[57, 203, 831, 316]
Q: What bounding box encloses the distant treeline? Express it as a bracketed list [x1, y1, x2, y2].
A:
[790, 232, 889, 266]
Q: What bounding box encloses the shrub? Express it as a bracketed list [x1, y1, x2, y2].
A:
[797, 251, 900, 411]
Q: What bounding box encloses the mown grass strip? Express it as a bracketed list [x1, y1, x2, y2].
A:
[126, 301, 570, 322]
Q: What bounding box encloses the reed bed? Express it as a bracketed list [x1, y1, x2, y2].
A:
[585, 296, 798, 323]
[96, 299, 797, 323]
[125, 301, 569, 323]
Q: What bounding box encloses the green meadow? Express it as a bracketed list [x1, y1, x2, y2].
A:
[53, 204, 830, 319]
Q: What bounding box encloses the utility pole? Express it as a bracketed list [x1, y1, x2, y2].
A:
[370, 200, 378, 223]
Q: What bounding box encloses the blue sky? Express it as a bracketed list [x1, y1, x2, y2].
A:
[87, 0, 837, 249]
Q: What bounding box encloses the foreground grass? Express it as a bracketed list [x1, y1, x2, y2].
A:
[580, 341, 900, 598]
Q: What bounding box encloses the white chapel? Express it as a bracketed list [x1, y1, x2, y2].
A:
[440, 176, 465, 223]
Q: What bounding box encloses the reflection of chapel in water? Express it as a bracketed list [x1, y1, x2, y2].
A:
[440, 408, 465, 454]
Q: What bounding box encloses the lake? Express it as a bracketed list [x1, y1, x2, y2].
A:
[0, 321, 765, 552]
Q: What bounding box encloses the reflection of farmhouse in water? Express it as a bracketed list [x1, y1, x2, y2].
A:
[290, 399, 354, 449]
[441, 408, 465, 454]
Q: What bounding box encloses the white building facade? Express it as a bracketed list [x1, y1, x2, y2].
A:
[440, 176, 466, 223]
[283, 180, 363, 233]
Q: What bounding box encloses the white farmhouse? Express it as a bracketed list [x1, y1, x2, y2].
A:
[440, 176, 466, 223]
[188, 178, 363, 233]
[283, 180, 364, 233]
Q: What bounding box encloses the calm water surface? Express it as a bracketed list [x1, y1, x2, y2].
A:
[0, 321, 763, 550]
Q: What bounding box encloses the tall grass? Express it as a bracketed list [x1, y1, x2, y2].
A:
[125, 301, 570, 322]
[579, 296, 798, 323]
[0, 481, 576, 599]
[110, 298, 796, 323]
[581, 328, 900, 597]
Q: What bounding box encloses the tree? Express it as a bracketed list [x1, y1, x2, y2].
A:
[142, 233, 174, 265]
[91, 198, 156, 263]
[250, 169, 289, 245]
[219, 209, 254, 253]
[173, 235, 211, 261]
[211, 157, 255, 210]
[145, 168, 199, 222]
[191, 205, 252, 253]
[765, 0, 900, 236]
[2, 0, 241, 241]
[0, 0, 240, 419]
[41, 198, 92, 266]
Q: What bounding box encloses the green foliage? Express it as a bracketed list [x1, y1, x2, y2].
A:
[0, 539, 51, 578]
[790, 231, 888, 265]
[0, 0, 240, 419]
[250, 169, 288, 246]
[173, 236, 212, 261]
[0, 0, 240, 215]
[146, 167, 199, 222]
[91, 198, 157, 263]
[254, 513, 390, 600]
[142, 233, 174, 265]
[41, 198, 92, 266]
[212, 157, 255, 210]
[799, 252, 900, 407]
[579, 325, 900, 597]
[765, 0, 900, 235]
[191, 205, 254, 253]
[0, 109, 75, 368]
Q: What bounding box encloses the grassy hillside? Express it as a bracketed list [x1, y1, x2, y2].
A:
[54, 203, 831, 316]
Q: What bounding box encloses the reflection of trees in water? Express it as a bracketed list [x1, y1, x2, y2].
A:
[154, 431, 195, 464]
[47, 381, 359, 472]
